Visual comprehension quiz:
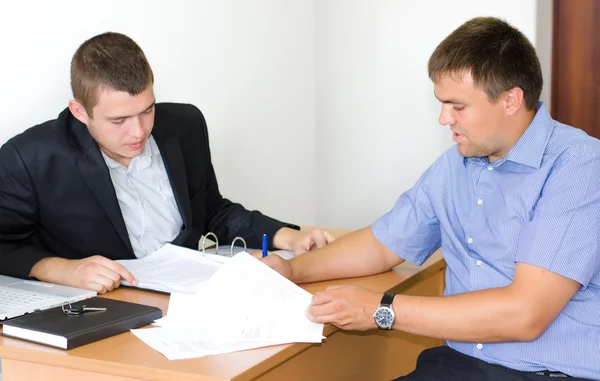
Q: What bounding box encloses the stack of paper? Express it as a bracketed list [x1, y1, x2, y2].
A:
[116, 244, 227, 294]
[132, 252, 323, 360]
[116, 244, 295, 294]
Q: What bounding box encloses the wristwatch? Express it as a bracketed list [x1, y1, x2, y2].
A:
[373, 292, 396, 330]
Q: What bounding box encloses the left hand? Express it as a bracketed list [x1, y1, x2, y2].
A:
[306, 285, 383, 331]
[293, 229, 336, 255]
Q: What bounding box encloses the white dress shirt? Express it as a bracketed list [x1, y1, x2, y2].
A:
[101, 136, 183, 258]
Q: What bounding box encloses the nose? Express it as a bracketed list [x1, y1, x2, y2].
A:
[128, 116, 144, 138]
[438, 104, 456, 126]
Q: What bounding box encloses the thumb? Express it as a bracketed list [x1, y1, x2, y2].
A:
[295, 235, 313, 255]
[323, 231, 336, 243]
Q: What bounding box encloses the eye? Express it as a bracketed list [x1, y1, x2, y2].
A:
[112, 119, 125, 125]
[143, 106, 154, 114]
[454, 106, 465, 111]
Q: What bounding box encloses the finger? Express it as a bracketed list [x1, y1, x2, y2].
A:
[323, 231, 336, 243]
[325, 285, 346, 291]
[100, 258, 138, 286]
[88, 282, 109, 294]
[295, 235, 313, 255]
[309, 300, 342, 316]
[307, 301, 345, 323]
[306, 311, 337, 324]
[75, 278, 107, 293]
[82, 273, 115, 293]
[311, 292, 334, 306]
[89, 262, 122, 284]
[85, 262, 126, 291]
[309, 230, 327, 249]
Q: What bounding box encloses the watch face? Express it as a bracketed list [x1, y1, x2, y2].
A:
[374, 306, 394, 329]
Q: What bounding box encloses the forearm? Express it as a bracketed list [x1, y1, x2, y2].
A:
[300, 226, 352, 239]
[274, 225, 352, 252]
[393, 287, 537, 342]
[30, 257, 70, 284]
[290, 227, 403, 283]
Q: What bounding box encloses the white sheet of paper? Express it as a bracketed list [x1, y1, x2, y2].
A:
[116, 244, 226, 293]
[162, 253, 322, 342]
[131, 327, 291, 360]
[159, 297, 322, 343]
[204, 251, 311, 303]
[133, 252, 323, 359]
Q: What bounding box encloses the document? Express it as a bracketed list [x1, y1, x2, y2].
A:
[158, 298, 320, 343]
[132, 328, 292, 360]
[204, 250, 312, 304]
[116, 244, 294, 294]
[116, 244, 227, 294]
[132, 252, 324, 359]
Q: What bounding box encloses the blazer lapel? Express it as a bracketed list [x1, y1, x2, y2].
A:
[154, 136, 193, 231]
[70, 117, 134, 255]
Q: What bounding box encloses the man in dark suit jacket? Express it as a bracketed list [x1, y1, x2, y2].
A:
[0, 32, 334, 293]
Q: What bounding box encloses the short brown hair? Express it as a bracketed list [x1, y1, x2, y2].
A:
[428, 17, 542, 110]
[71, 32, 154, 116]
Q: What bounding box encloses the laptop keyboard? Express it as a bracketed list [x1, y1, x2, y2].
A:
[0, 288, 54, 309]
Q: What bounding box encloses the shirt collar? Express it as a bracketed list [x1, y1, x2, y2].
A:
[464, 102, 554, 170]
[503, 102, 554, 169]
[101, 135, 159, 172]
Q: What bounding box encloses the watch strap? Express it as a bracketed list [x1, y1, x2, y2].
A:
[380, 292, 396, 307]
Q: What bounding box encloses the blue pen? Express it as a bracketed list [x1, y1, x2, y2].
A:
[262, 234, 268, 258]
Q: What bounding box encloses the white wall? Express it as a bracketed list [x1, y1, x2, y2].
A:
[0, 1, 551, 230]
[315, 0, 549, 229]
[0, 0, 316, 226]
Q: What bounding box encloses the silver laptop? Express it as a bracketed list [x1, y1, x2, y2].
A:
[0, 275, 96, 320]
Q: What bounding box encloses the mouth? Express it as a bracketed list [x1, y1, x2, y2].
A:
[452, 132, 464, 143]
[125, 140, 144, 149]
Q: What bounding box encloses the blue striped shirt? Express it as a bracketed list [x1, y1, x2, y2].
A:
[372, 103, 600, 380]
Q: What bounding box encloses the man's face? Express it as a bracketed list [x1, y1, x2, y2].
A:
[434, 73, 509, 162]
[84, 85, 156, 167]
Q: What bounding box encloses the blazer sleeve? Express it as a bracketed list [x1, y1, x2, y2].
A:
[194, 110, 298, 250]
[0, 142, 54, 278]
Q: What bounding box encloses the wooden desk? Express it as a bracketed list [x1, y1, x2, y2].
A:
[0, 253, 445, 381]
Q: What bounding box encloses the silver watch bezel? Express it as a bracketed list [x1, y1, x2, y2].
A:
[373, 305, 395, 330]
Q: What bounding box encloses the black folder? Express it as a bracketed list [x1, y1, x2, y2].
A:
[1, 297, 162, 349]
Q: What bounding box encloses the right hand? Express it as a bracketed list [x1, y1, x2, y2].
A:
[255, 252, 294, 280]
[31, 255, 137, 294]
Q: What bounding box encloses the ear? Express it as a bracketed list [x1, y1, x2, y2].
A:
[503, 87, 525, 117]
[68, 100, 91, 125]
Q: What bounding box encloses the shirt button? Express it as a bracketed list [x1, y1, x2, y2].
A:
[477, 199, 483, 205]
[476, 343, 483, 350]
[467, 237, 473, 244]
[487, 166, 493, 171]
[476, 260, 483, 266]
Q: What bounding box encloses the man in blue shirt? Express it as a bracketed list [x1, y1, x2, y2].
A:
[263, 17, 600, 380]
